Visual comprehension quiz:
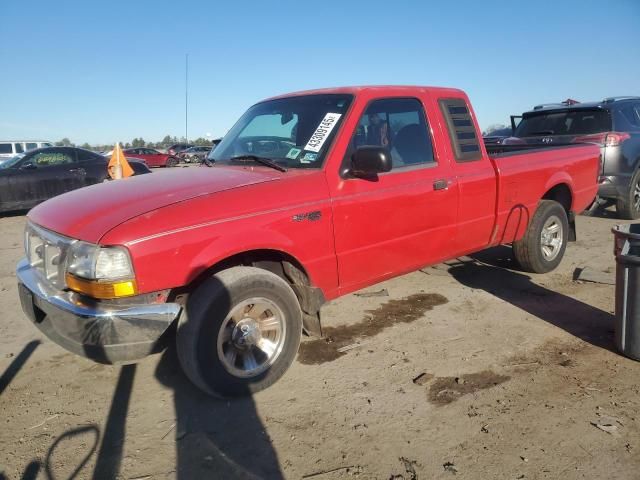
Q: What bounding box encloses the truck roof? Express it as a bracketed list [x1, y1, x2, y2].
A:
[265, 85, 466, 101]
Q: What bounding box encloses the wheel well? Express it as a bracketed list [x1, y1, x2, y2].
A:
[542, 183, 572, 212]
[185, 249, 325, 336]
[541, 183, 576, 241]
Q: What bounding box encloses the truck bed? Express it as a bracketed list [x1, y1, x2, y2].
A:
[488, 144, 600, 245]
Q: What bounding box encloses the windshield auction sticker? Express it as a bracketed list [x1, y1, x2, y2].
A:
[286, 147, 302, 159]
[304, 113, 342, 152]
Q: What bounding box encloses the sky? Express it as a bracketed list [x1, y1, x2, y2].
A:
[1, 0, 639, 145]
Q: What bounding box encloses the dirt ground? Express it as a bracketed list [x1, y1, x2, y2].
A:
[1, 209, 639, 480]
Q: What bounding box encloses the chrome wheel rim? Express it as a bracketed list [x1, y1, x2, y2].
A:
[217, 297, 286, 378]
[540, 215, 563, 261]
[633, 181, 640, 211]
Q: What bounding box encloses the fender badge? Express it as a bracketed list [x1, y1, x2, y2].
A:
[292, 211, 322, 222]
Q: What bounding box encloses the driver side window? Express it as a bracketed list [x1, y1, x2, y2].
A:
[351, 98, 435, 168]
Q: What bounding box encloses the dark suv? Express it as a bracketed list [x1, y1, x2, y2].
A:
[508, 97, 640, 218]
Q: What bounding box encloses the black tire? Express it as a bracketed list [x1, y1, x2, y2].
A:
[166, 156, 179, 168]
[513, 200, 569, 274]
[580, 195, 600, 217]
[176, 266, 303, 397]
[616, 169, 640, 220]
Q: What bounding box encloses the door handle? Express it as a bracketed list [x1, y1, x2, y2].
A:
[433, 179, 449, 191]
[69, 168, 86, 175]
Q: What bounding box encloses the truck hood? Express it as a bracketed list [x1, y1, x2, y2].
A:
[28, 167, 284, 243]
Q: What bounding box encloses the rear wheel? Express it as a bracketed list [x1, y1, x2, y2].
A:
[176, 266, 302, 397]
[616, 169, 640, 220]
[166, 156, 179, 168]
[513, 200, 568, 273]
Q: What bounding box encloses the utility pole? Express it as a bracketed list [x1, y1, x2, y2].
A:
[185, 53, 189, 143]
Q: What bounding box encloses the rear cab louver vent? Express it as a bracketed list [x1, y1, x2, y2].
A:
[439, 98, 482, 162]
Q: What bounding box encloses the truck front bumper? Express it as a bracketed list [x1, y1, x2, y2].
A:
[16, 259, 181, 364]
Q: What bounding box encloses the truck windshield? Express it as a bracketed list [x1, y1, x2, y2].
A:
[210, 94, 353, 169]
[515, 109, 612, 137]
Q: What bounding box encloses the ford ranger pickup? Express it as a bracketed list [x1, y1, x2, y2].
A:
[17, 86, 600, 396]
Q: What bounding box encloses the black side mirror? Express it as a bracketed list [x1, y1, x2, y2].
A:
[19, 162, 36, 170]
[350, 146, 392, 178]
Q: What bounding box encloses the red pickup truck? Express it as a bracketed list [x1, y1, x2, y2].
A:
[17, 86, 600, 397]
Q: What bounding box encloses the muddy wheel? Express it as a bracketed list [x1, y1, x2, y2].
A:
[166, 157, 179, 168]
[616, 169, 640, 220]
[513, 200, 568, 274]
[176, 266, 302, 397]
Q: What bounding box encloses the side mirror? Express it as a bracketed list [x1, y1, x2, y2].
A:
[350, 146, 392, 178]
[19, 162, 36, 170]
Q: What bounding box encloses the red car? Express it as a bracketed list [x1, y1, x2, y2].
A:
[123, 147, 178, 168]
[18, 86, 600, 397]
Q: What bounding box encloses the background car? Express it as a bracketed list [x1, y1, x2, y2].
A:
[482, 126, 513, 145]
[178, 145, 213, 163]
[507, 96, 640, 218]
[0, 140, 53, 161]
[123, 147, 179, 168]
[0, 146, 150, 213]
[166, 143, 194, 156]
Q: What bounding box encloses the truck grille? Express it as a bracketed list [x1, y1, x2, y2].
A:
[24, 222, 74, 290]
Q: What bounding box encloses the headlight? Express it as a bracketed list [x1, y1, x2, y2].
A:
[67, 243, 134, 280]
[66, 242, 137, 299]
[67, 241, 97, 279]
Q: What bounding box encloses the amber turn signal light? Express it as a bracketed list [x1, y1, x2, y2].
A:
[65, 273, 138, 299]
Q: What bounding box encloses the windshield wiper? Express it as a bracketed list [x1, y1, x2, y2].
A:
[229, 155, 288, 172]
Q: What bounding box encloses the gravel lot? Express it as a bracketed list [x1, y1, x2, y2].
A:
[1, 209, 639, 479]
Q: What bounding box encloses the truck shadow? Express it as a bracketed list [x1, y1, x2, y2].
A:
[91, 364, 136, 479]
[0, 340, 40, 396]
[448, 246, 615, 352]
[154, 346, 284, 479]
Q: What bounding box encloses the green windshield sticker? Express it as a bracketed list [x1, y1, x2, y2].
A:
[286, 147, 302, 160]
[300, 152, 318, 164]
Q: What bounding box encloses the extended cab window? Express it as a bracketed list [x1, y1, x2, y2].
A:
[352, 98, 435, 168]
[211, 94, 353, 169]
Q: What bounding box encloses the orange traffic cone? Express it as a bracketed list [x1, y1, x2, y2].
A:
[108, 143, 134, 179]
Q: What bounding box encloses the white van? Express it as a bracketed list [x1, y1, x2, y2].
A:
[0, 140, 54, 160]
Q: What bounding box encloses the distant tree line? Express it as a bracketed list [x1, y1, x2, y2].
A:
[55, 135, 219, 152]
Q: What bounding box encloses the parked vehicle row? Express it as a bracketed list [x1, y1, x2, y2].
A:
[17, 85, 600, 397]
[177, 141, 221, 163]
[166, 143, 194, 156]
[0, 147, 150, 213]
[123, 147, 179, 168]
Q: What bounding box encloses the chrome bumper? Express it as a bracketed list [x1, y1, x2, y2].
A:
[16, 259, 181, 364]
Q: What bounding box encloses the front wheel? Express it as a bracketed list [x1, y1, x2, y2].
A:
[513, 200, 568, 273]
[616, 169, 640, 220]
[166, 156, 179, 168]
[176, 266, 302, 397]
